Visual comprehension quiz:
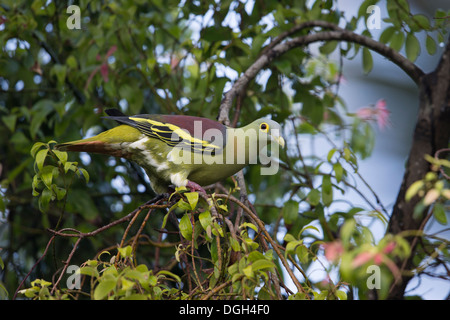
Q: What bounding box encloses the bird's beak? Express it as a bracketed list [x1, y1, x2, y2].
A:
[271, 135, 285, 148]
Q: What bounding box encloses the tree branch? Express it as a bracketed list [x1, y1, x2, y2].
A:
[387, 35, 450, 299]
[217, 20, 424, 124]
[215, 193, 309, 298]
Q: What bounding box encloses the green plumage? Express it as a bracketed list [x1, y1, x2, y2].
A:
[56, 109, 285, 194]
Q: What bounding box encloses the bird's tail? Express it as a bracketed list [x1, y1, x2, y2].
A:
[55, 139, 128, 158]
[55, 110, 141, 158]
[55, 127, 134, 158]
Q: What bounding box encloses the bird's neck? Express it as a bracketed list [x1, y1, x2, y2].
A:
[226, 126, 259, 165]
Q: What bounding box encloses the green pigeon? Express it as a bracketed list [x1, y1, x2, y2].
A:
[55, 109, 285, 194]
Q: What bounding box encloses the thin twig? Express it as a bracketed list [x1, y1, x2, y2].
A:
[214, 194, 309, 298]
[13, 235, 56, 300]
[51, 237, 82, 294]
[201, 279, 234, 300]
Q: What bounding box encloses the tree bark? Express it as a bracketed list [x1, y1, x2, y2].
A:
[387, 36, 450, 299]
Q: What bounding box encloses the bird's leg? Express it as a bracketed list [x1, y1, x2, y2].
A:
[186, 180, 207, 194]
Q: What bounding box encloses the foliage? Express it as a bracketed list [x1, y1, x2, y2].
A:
[19, 245, 184, 300]
[1, 0, 449, 300]
[405, 154, 450, 225]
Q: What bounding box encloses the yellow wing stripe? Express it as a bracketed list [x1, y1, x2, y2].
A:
[129, 117, 222, 152]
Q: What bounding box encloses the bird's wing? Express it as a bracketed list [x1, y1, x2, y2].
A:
[105, 109, 226, 154]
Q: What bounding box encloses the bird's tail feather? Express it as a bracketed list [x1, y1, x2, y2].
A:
[55, 140, 128, 157]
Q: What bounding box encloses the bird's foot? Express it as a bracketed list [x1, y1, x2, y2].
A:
[186, 180, 207, 194]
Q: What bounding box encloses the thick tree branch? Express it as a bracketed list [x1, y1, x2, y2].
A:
[218, 21, 424, 124]
[387, 35, 450, 299]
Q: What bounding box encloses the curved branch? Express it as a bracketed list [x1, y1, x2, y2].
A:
[217, 21, 424, 124]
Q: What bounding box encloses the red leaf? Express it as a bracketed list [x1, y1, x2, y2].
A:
[105, 45, 117, 58]
[100, 64, 109, 82]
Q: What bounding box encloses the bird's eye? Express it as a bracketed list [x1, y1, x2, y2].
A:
[260, 122, 269, 133]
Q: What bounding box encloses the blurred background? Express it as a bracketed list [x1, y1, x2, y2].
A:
[0, 0, 448, 299]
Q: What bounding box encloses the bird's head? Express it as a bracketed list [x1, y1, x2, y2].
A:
[249, 118, 285, 149]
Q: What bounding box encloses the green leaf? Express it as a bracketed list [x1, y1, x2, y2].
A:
[201, 26, 233, 42]
[124, 269, 146, 283]
[118, 246, 133, 259]
[40, 165, 55, 188]
[65, 55, 78, 69]
[240, 222, 258, 233]
[248, 251, 265, 262]
[322, 175, 333, 207]
[199, 210, 212, 231]
[301, 94, 324, 125]
[413, 201, 426, 219]
[340, 219, 356, 245]
[425, 35, 437, 55]
[121, 293, 147, 300]
[38, 188, 52, 212]
[298, 225, 321, 237]
[405, 33, 420, 62]
[285, 240, 301, 256]
[433, 203, 447, 225]
[296, 245, 309, 264]
[230, 236, 240, 252]
[307, 189, 321, 206]
[31, 142, 47, 158]
[176, 199, 192, 211]
[335, 290, 348, 300]
[31, 0, 46, 15]
[405, 180, 424, 201]
[284, 233, 296, 243]
[30, 100, 54, 138]
[78, 168, 90, 183]
[35, 149, 49, 171]
[379, 26, 396, 44]
[185, 192, 199, 210]
[282, 200, 299, 225]
[251, 259, 275, 271]
[94, 279, 116, 300]
[389, 31, 405, 52]
[327, 148, 337, 162]
[79, 266, 100, 278]
[157, 270, 182, 284]
[274, 59, 292, 74]
[243, 265, 253, 278]
[412, 14, 430, 31]
[179, 214, 193, 240]
[362, 47, 373, 74]
[53, 150, 67, 165]
[2, 114, 17, 132]
[51, 64, 67, 85]
[319, 41, 338, 55]
[333, 162, 344, 182]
